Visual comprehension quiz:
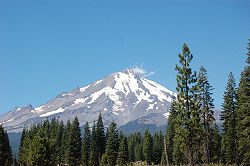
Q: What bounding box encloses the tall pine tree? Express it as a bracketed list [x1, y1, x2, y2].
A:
[4, 130, 13, 166]
[153, 132, 162, 165]
[66, 117, 82, 166]
[175, 43, 202, 165]
[165, 102, 177, 164]
[82, 121, 91, 166]
[96, 113, 106, 164]
[117, 136, 129, 166]
[18, 128, 27, 166]
[103, 121, 119, 166]
[61, 120, 71, 164]
[27, 128, 50, 166]
[48, 117, 59, 165]
[143, 129, 153, 165]
[89, 121, 98, 166]
[0, 125, 13, 166]
[220, 72, 238, 165]
[209, 123, 221, 163]
[236, 38, 250, 165]
[55, 121, 64, 165]
[197, 65, 215, 163]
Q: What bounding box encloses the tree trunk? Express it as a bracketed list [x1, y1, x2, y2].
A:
[163, 139, 169, 166]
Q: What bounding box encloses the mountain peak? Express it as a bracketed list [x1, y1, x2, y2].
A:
[0, 69, 176, 133]
[121, 67, 149, 78]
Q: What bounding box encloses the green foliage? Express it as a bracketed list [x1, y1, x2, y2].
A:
[89, 121, 98, 166]
[220, 72, 238, 165]
[61, 120, 71, 164]
[127, 132, 143, 163]
[26, 129, 50, 166]
[55, 121, 64, 164]
[96, 113, 106, 164]
[197, 66, 215, 163]
[66, 117, 82, 165]
[209, 124, 221, 163]
[0, 125, 13, 166]
[82, 121, 91, 166]
[48, 118, 59, 165]
[236, 38, 250, 165]
[18, 118, 71, 166]
[128, 135, 135, 162]
[100, 152, 108, 166]
[143, 129, 153, 165]
[153, 132, 162, 164]
[117, 137, 129, 166]
[172, 126, 186, 165]
[174, 43, 202, 165]
[103, 121, 119, 166]
[134, 142, 143, 162]
[165, 102, 177, 164]
[18, 128, 27, 166]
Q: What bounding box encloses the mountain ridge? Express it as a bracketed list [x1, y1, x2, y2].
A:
[0, 69, 176, 133]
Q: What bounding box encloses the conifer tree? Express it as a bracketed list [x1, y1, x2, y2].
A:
[128, 135, 135, 162]
[82, 121, 91, 166]
[124, 137, 129, 162]
[143, 129, 153, 165]
[0, 125, 13, 166]
[19, 128, 35, 166]
[66, 117, 82, 166]
[89, 121, 98, 166]
[49, 118, 59, 165]
[175, 43, 202, 165]
[165, 102, 177, 164]
[4, 130, 13, 166]
[61, 120, 71, 164]
[153, 132, 162, 164]
[136, 132, 144, 162]
[96, 113, 106, 163]
[55, 121, 64, 165]
[103, 121, 119, 166]
[134, 142, 143, 162]
[236, 38, 250, 165]
[117, 137, 129, 166]
[42, 119, 50, 136]
[197, 66, 215, 163]
[27, 129, 50, 166]
[119, 131, 124, 143]
[172, 129, 186, 165]
[37, 130, 49, 164]
[210, 123, 221, 163]
[159, 131, 164, 151]
[220, 72, 238, 164]
[18, 128, 27, 166]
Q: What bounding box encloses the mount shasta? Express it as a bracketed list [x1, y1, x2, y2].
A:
[0, 69, 176, 133]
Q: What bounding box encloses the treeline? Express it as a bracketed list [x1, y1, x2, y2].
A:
[166, 40, 250, 166]
[17, 115, 167, 166]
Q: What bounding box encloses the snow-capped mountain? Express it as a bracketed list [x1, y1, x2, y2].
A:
[0, 69, 176, 133]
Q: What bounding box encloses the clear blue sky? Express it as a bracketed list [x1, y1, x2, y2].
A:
[0, 0, 249, 115]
